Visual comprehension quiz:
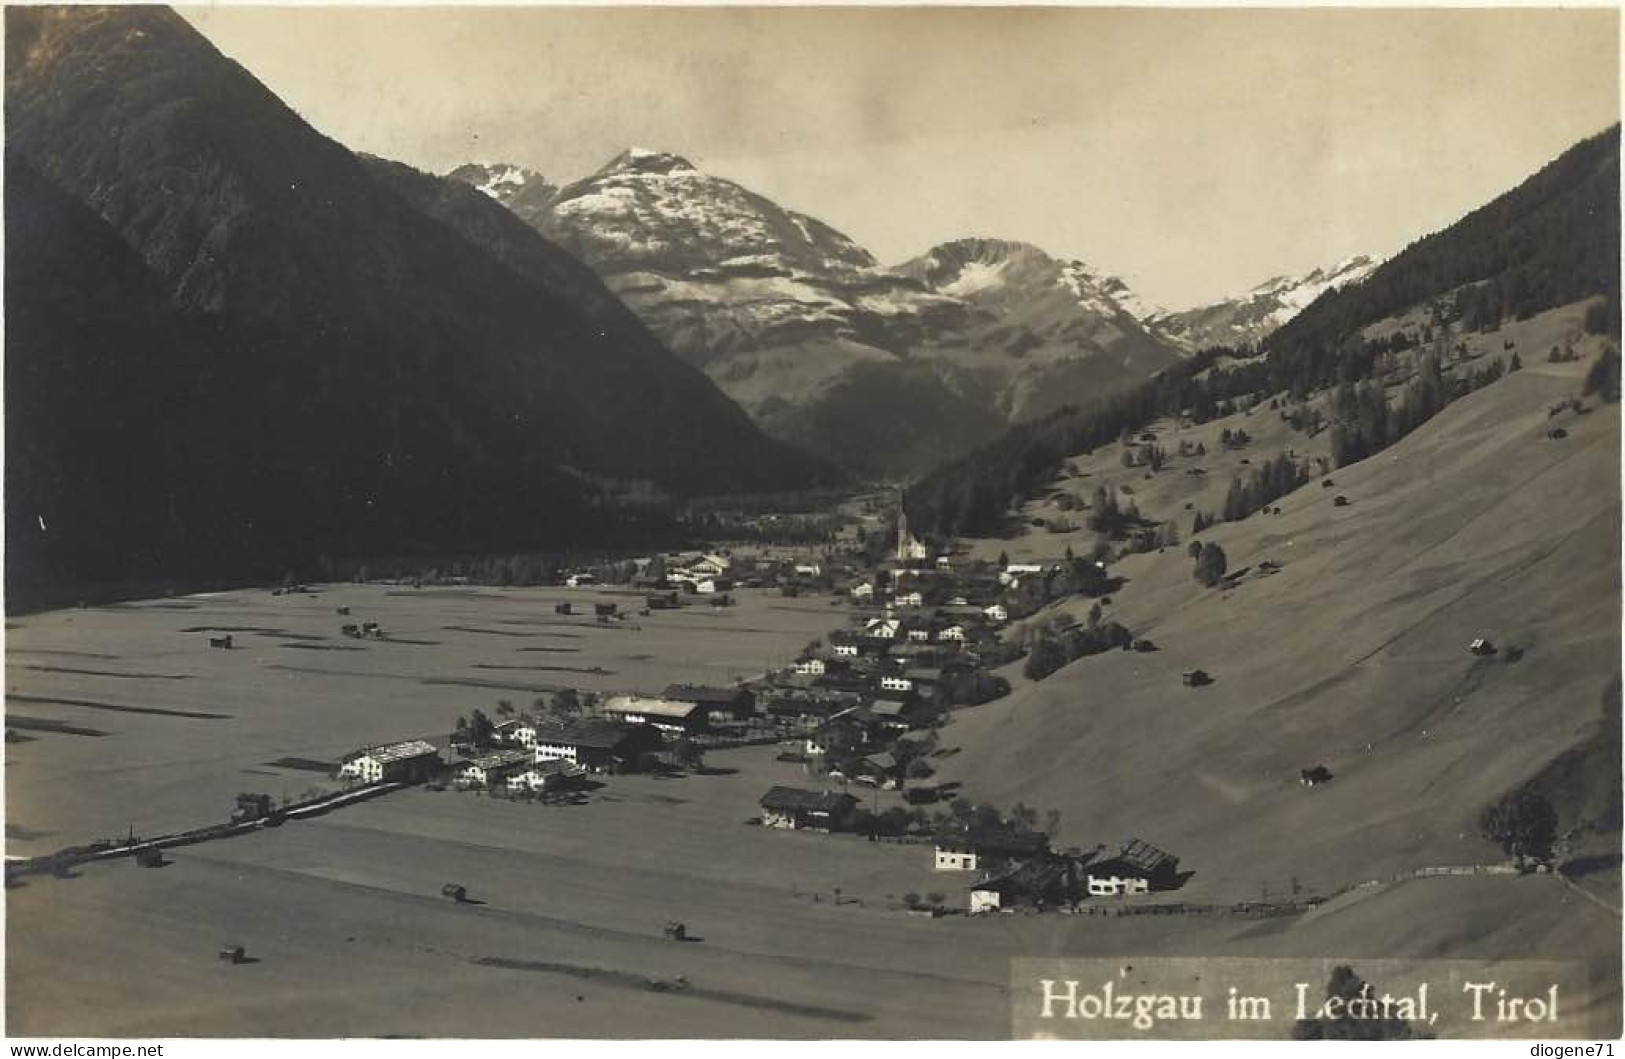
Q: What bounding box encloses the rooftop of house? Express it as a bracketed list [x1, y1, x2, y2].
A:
[535, 720, 649, 749]
[936, 827, 1050, 857]
[663, 683, 749, 705]
[868, 698, 912, 718]
[604, 695, 702, 719]
[968, 854, 1072, 894]
[467, 747, 532, 770]
[759, 786, 856, 813]
[1102, 838, 1179, 874]
[356, 739, 441, 765]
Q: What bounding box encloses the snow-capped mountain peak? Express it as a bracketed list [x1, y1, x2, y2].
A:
[599, 146, 698, 177]
[447, 161, 548, 199]
[443, 161, 559, 227]
[455, 156, 1180, 475]
[1149, 254, 1380, 352]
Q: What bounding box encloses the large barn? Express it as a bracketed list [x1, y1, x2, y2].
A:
[758, 786, 858, 832]
[531, 720, 663, 774]
[337, 740, 443, 784]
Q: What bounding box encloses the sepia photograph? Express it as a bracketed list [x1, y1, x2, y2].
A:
[2, 2, 1621, 1043]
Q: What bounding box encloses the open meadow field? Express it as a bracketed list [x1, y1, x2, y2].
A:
[4, 583, 844, 853]
[7, 562, 1621, 1036]
[9, 747, 1620, 1037]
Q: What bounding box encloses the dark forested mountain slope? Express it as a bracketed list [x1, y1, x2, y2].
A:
[5, 153, 289, 601]
[4, 5, 831, 603]
[1267, 125, 1619, 392]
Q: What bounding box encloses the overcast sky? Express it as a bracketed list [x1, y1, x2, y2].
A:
[181, 6, 1619, 310]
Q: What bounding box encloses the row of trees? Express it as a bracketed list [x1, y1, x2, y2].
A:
[453, 690, 598, 748]
[1325, 349, 1519, 471]
[936, 797, 1064, 840]
[1004, 551, 1120, 621]
[1022, 608, 1134, 681]
[1219, 453, 1311, 523]
[1190, 542, 1228, 587]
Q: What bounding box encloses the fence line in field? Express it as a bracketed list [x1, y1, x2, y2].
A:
[5, 781, 405, 880]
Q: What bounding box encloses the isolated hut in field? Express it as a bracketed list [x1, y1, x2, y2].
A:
[231, 792, 274, 823]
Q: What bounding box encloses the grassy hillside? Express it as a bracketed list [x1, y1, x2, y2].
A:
[935, 304, 1619, 907]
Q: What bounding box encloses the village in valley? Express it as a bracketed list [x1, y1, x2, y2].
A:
[248, 504, 1187, 922]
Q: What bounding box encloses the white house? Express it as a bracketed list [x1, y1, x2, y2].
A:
[688, 553, 730, 578]
[793, 562, 822, 577]
[983, 603, 1009, 624]
[998, 563, 1050, 588]
[938, 625, 967, 643]
[880, 674, 912, 693]
[851, 581, 875, 600]
[1087, 874, 1152, 897]
[896, 590, 924, 608]
[1083, 840, 1179, 896]
[506, 759, 581, 794]
[564, 573, 599, 588]
[794, 657, 827, 677]
[459, 747, 533, 788]
[905, 626, 931, 643]
[864, 617, 901, 640]
[508, 723, 538, 748]
[833, 641, 860, 657]
[338, 740, 442, 784]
